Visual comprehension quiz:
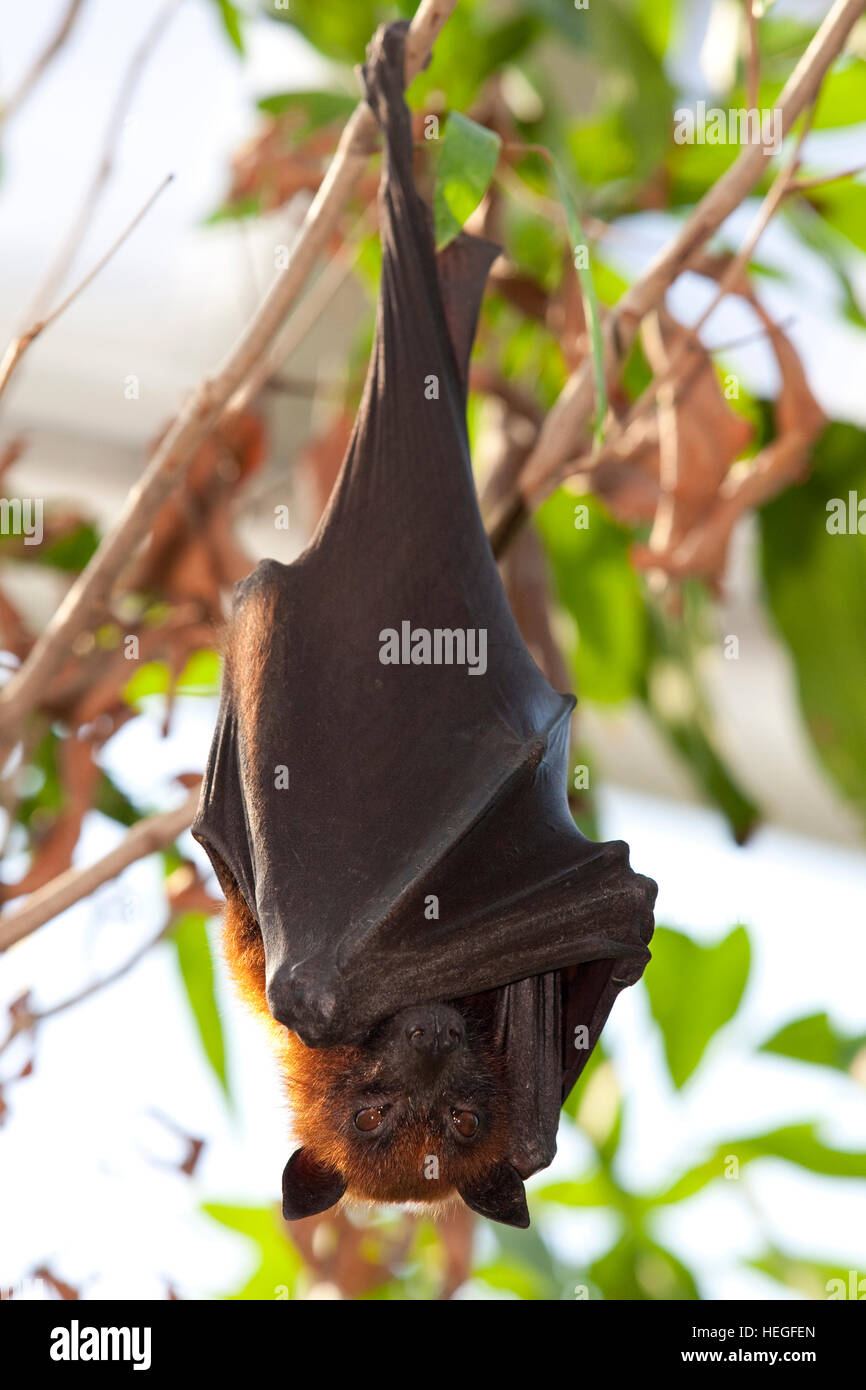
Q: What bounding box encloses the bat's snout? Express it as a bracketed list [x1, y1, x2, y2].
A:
[401, 1004, 465, 1062]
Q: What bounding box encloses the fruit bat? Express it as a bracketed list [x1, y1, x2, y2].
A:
[193, 21, 656, 1230]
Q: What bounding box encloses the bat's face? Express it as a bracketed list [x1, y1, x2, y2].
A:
[280, 1000, 531, 1228]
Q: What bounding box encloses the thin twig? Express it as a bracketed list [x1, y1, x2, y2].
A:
[0, 0, 459, 746]
[0, 174, 174, 405]
[744, 0, 761, 114]
[0, 785, 200, 953]
[0, 921, 171, 1059]
[227, 196, 379, 416]
[0, 0, 87, 127]
[25, 0, 185, 322]
[787, 163, 866, 193]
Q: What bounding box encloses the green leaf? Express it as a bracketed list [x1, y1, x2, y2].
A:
[736, 60, 866, 132]
[123, 649, 221, 706]
[482, 1222, 563, 1300]
[750, 1250, 863, 1301]
[203, 1203, 304, 1299]
[176, 648, 221, 695]
[643, 596, 760, 843]
[95, 772, 143, 829]
[472, 1257, 552, 1301]
[212, 0, 244, 54]
[205, 194, 263, 225]
[634, 0, 675, 59]
[591, 1233, 700, 1300]
[798, 178, 866, 257]
[37, 522, 101, 572]
[645, 924, 750, 1088]
[433, 112, 502, 250]
[783, 201, 866, 329]
[255, 89, 356, 132]
[760, 1012, 866, 1073]
[265, 0, 389, 65]
[409, 10, 543, 113]
[535, 1170, 621, 1209]
[171, 913, 231, 1105]
[760, 423, 866, 821]
[652, 1123, 866, 1207]
[523, 0, 674, 180]
[535, 491, 647, 704]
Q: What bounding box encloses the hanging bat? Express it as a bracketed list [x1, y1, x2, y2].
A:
[193, 21, 656, 1230]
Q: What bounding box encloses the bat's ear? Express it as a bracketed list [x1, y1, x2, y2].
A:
[281, 1148, 347, 1221]
[458, 1163, 530, 1229]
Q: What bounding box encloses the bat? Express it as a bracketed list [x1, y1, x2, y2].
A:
[193, 21, 656, 1230]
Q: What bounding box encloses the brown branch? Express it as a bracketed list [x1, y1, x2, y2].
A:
[643, 313, 679, 594]
[0, 0, 459, 746]
[488, 0, 865, 546]
[227, 196, 380, 417]
[0, 174, 174, 405]
[0, 0, 87, 126]
[0, 784, 200, 953]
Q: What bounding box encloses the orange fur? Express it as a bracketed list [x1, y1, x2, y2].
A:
[221, 884, 506, 1207]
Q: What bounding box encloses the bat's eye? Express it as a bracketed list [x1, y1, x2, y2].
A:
[451, 1109, 479, 1139]
[354, 1107, 386, 1132]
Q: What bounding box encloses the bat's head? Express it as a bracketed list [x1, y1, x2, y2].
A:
[280, 1000, 530, 1228]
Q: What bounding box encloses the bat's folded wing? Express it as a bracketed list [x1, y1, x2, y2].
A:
[193, 18, 657, 1178]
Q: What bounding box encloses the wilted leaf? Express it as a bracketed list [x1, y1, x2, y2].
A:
[551, 157, 607, 442]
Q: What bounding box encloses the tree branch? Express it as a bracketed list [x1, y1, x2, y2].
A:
[0, 785, 200, 953]
[24, 0, 185, 323]
[0, 174, 174, 404]
[0, 921, 169, 1058]
[0, 0, 87, 127]
[0, 0, 459, 746]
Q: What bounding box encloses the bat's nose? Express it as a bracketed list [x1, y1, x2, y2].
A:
[404, 1004, 464, 1058]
